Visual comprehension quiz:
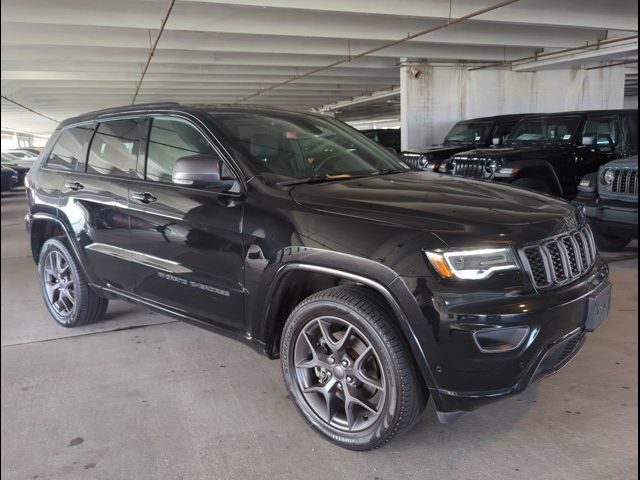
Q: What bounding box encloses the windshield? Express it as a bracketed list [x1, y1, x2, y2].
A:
[444, 122, 493, 145]
[507, 116, 581, 145]
[208, 111, 410, 183]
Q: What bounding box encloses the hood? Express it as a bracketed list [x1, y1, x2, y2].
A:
[452, 144, 574, 162]
[290, 171, 579, 248]
[600, 156, 638, 170]
[408, 144, 478, 160]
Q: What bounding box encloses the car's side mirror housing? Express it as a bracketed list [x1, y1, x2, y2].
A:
[172, 154, 225, 188]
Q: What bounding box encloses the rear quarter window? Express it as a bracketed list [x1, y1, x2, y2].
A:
[46, 125, 94, 171]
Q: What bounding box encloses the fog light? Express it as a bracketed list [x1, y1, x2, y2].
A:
[473, 326, 530, 353]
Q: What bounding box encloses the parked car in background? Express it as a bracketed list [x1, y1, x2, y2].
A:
[3, 148, 40, 168]
[361, 128, 401, 153]
[1, 153, 30, 186]
[401, 114, 527, 171]
[25, 103, 611, 450]
[573, 155, 638, 251]
[1, 165, 18, 192]
[439, 109, 638, 198]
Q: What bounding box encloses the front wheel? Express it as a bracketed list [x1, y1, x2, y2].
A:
[280, 286, 426, 450]
[590, 227, 632, 251]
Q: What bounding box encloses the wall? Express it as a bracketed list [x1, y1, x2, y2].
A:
[400, 62, 627, 150]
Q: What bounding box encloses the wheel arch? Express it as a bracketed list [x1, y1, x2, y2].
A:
[259, 262, 438, 391]
[29, 213, 94, 282]
[508, 159, 564, 196]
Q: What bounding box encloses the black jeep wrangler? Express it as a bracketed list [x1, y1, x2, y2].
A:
[574, 155, 638, 251]
[26, 103, 611, 450]
[401, 114, 527, 171]
[439, 109, 638, 197]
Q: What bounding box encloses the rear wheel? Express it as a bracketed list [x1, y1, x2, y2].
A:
[38, 238, 108, 327]
[280, 286, 426, 450]
[511, 177, 551, 194]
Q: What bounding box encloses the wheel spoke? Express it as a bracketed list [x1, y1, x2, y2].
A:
[303, 378, 338, 423]
[316, 318, 353, 353]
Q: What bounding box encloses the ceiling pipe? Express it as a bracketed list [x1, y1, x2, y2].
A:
[1, 95, 58, 123]
[235, 0, 521, 103]
[469, 34, 639, 71]
[131, 0, 177, 104]
[586, 59, 638, 70]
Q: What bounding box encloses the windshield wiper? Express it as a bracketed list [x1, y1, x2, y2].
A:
[374, 168, 409, 176]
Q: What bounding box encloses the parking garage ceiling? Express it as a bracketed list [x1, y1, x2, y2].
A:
[1, 0, 638, 134]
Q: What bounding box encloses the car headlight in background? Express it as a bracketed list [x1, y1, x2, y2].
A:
[602, 168, 615, 185]
[425, 247, 519, 280]
[485, 159, 501, 176]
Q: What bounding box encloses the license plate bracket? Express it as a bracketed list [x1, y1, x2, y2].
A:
[585, 283, 612, 332]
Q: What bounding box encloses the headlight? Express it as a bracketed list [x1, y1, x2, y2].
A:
[602, 168, 615, 185]
[425, 247, 519, 280]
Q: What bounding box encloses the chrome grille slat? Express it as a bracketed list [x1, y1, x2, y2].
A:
[453, 158, 485, 179]
[520, 225, 598, 289]
[609, 167, 638, 195]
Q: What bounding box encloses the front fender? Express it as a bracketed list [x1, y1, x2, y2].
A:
[251, 247, 440, 393]
[498, 159, 563, 195]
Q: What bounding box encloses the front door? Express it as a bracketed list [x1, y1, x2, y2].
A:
[128, 115, 245, 329]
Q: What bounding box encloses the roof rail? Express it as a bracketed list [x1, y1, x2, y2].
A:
[86, 102, 182, 118]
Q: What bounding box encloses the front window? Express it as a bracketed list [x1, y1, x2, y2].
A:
[508, 116, 581, 145]
[208, 112, 409, 183]
[444, 122, 493, 145]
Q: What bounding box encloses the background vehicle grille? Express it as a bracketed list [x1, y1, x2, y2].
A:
[521, 225, 597, 289]
[452, 158, 486, 179]
[611, 168, 638, 195]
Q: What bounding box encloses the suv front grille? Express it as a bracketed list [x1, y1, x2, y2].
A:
[611, 168, 638, 195]
[521, 225, 597, 289]
[452, 158, 486, 179]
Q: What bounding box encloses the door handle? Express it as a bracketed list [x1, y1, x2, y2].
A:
[131, 192, 157, 204]
[64, 181, 84, 191]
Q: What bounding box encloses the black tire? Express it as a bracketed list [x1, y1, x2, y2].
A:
[38, 237, 108, 327]
[280, 285, 427, 450]
[511, 177, 552, 194]
[590, 227, 632, 252]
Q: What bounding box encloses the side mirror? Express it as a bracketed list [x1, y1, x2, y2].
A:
[582, 136, 596, 146]
[172, 154, 224, 188]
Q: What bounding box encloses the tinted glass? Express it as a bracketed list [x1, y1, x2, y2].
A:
[582, 116, 619, 145]
[146, 117, 216, 183]
[508, 116, 581, 144]
[87, 119, 141, 177]
[208, 112, 409, 183]
[444, 122, 493, 145]
[46, 125, 94, 171]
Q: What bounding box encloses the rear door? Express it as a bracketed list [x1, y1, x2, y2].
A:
[128, 115, 245, 329]
[59, 118, 144, 292]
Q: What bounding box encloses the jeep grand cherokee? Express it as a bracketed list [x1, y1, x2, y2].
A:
[25, 103, 611, 450]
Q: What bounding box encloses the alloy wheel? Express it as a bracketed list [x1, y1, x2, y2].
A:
[43, 250, 76, 320]
[293, 316, 386, 432]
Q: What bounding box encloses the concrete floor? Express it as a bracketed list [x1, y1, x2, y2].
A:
[1, 190, 638, 480]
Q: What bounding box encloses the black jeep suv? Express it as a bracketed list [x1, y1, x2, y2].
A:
[26, 103, 611, 450]
[574, 155, 638, 251]
[439, 110, 638, 197]
[401, 114, 527, 171]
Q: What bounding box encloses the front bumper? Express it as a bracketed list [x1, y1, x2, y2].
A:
[400, 259, 611, 416]
[574, 194, 638, 238]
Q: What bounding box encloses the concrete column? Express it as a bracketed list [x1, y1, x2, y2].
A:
[400, 61, 627, 151]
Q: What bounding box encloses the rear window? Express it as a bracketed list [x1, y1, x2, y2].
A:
[87, 119, 142, 178]
[46, 125, 94, 171]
